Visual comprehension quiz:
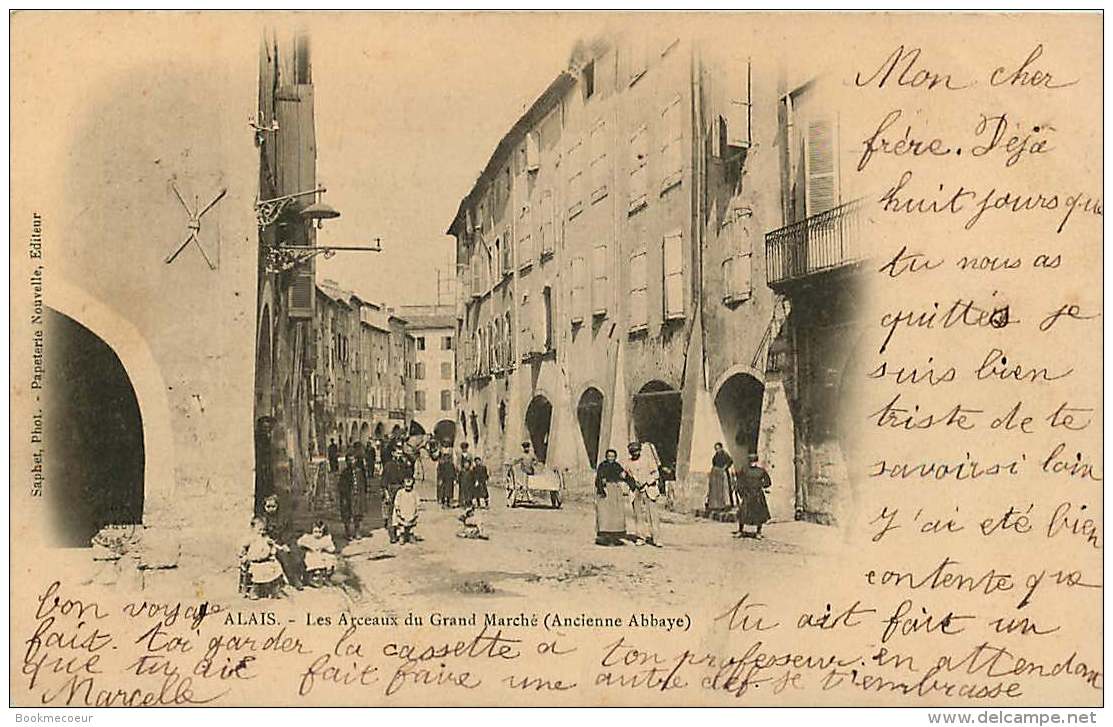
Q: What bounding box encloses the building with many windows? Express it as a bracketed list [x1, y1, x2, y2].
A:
[449, 32, 798, 513]
[397, 305, 458, 444]
[764, 74, 868, 524]
[312, 279, 417, 453]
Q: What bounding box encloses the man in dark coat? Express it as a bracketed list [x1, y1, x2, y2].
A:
[337, 455, 358, 540]
[436, 453, 457, 508]
[734, 453, 772, 539]
[327, 438, 339, 473]
[381, 448, 409, 543]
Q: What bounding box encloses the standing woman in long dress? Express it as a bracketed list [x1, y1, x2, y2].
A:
[594, 449, 629, 546]
[735, 452, 772, 539]
[706, 442, 734, 512]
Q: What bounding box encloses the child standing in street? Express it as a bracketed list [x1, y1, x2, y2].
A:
[392, 479, 420, 544]
[472, 456, 490, 509]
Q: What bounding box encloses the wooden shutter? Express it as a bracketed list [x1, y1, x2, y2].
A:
[518, 204, 532, 268]
[570, 256, 587, 324]
[629, 126, 648, 211]
[289, 268, 315, 319]
[661, 95, 683, 190]
[726, 60, 752, 149]
[520, 291, 534, 354]
[589, 120, 608, 202]
[629, 248, 648, 330]
[663, 230, 685, 319]
[526, 132, 541, 172]
[591, 243, 609, 316]
[568, 138, 584, 216]
[805, 117, 839, 216]
[502, 227, 513, 272]
[540, 192, 555, 255]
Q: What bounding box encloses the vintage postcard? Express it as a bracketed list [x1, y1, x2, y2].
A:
[9, 11, 1103, 708]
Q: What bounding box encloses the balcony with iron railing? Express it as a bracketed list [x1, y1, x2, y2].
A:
[765, 197, 866, 287]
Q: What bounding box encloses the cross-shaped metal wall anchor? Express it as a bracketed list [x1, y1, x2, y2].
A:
[165, 181, 227, 270]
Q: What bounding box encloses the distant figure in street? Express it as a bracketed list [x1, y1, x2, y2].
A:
[381, 448, 409, 543]
[516, 441, 538, 474]
[327, 438, 339, 473]
[735, 452, 772, 539]
[623, 441, 662, 547]
[456, 506, 488, 540]
[392, 479, 420, 544]
[456, 441, 472, 471]
[337, 455, 358, 540]
[436, 452, 457, 508]
[472, 457, 490, 509]
[297, 520, 337, 588]
[458, 456, 476, 508]
[365, 439, 377, 478]
[594, 448, 630, 546]
[707, 443, 735, 512]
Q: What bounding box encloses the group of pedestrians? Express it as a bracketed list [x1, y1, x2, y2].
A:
[593, 441, 665, 547]
[435, 441, 491, 509]
[706, 442, 772, 539]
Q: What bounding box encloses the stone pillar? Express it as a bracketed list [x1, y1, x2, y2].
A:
[677, 382, 726, 512]
[757, 377, 796, 522]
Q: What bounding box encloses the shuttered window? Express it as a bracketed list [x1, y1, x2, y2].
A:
[805, 117, 839, 216]
[589, 120, 608, 203]
[663, 230, 685, 319]
[441, 390, 452, 411]
[627, 34, 647, 85]
[540, 191, 555, 256]
[517, 204, 533, 269]
[567, 138, 584, 218]
[525, 131, 541, 172]
[591, 243, 609, 317]
[415, 390, 426, 411]
[288, 268, 314, 319]
[725, 60, 753, 150]
[520, 291, 535, 354]
[629, 126, 648, 213]
[721, 208, 754, 304]
[502, 227, 513, 273]
[629, 248, 648, 331]
[570, 256, 587, 324]
[660, 95, 683, 192]
[505, 311, 514, 363]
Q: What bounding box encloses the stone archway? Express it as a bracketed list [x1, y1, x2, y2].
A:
[632, 380, 682, 471]
[713, 372, 765, 460]
[46, 308, 145, 547]
[576, 387, 605, 468]
[525, 394, 553, 463]
[359, 421, 370, 444]
[48, 278, 175, 529]
[434, 419, 457, 445]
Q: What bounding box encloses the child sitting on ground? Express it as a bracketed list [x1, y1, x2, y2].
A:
[296, 520, 337, 587]
[392, 478, 420, 544]
[239, 516, 285, 599]
[456, 506, 489, 539]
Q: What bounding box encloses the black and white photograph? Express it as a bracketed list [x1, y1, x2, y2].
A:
[10, 11, 1103, 710]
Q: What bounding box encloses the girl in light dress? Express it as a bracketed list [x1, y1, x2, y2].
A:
[297, 520, 337, 587]
[239, 516, 284, 599]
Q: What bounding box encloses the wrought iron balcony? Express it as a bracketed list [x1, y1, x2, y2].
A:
[765, 197, 865, 287]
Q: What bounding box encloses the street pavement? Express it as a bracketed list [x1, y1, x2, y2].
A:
[279, 466, 840, 616]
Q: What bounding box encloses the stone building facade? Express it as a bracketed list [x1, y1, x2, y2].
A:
[449, 32, 796, 515]
[396, 305, 458, 444]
